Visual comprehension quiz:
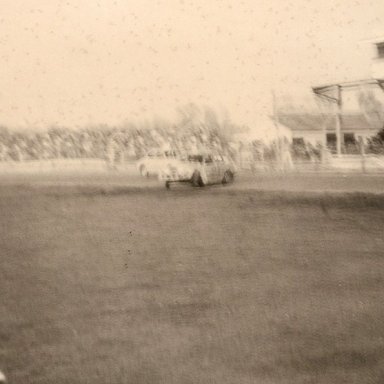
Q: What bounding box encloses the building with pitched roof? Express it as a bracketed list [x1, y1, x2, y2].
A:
[278, 113, 383, 152]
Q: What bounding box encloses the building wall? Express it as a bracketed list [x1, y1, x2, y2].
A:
[291, 129, 378, 146]
[371, 60, 384, 78]
[350, 129, 379, 143]
[368, 37, 384, 77]
[291, 130, 324, 145]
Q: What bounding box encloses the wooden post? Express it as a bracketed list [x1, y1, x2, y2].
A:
[335, 85, 342, 157]
[321, 119, 327, 164]
[359, 136, 366, 173]
[272, 90, 282, 171]
[314, 95, 329, 165]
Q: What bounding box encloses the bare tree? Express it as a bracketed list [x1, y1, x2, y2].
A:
[358, 88, 384, 125]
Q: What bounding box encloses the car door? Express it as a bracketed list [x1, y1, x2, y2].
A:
[154, 150, 168, 173]
[203, 155, 218, 183]
[145, 149, 160, 173]
[213, 154, 226, 182]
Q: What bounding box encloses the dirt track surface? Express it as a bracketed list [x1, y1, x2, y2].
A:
[1, 169, 384, 195]
[1, 182, 384, 384]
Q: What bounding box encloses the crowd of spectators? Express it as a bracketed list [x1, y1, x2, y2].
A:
[1, 124, 382, 167]
[0, 125, 229, 163]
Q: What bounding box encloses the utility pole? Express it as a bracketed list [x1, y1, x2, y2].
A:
[359, 136, 366, 173]
[314, 79, 384, 160]
[272, 90, 281, 170]
[335, 85, 342, 157]
[314, 96, 330, 164]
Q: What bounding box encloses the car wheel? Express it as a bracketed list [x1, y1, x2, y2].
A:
[222, 170, 234, 184]
[191, 170, 204, 187]
[139, 165, 149, 177]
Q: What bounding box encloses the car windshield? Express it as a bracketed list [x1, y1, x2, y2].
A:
[147, 150, 177, 158]
[147, 150, 162, 157]
[188, 155, 204, 163]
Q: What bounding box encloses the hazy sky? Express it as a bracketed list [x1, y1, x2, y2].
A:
[1, 0, 383, 129]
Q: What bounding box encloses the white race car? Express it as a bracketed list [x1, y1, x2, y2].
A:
[159, 153, 236, 188]
[136, 149, 179, 177]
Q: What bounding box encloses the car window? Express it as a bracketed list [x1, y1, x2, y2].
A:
[213, 154, 223, 162]
[188, 155, 203, 163]
[165, 151, 176, 158]
[147, 150, 165, 158]
[147, 150, 157, 157]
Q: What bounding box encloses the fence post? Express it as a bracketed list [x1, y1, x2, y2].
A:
[359, 136, 366, 173]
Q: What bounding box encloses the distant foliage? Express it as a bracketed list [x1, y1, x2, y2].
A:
[358, 89, 384, 123]
[367, 127, 384, 154]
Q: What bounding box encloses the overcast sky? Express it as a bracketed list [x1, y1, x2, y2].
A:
[1, 0, 384, 129]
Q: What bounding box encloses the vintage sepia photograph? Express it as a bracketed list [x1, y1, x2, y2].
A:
[1, 1, 384, 383]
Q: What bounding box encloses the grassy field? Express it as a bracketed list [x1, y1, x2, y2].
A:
[1, 184, 384, 383]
